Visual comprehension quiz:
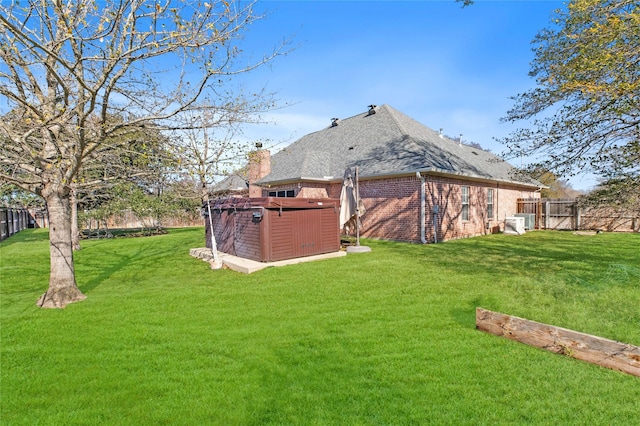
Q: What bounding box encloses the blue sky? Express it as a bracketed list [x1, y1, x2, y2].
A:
[233, 0, 596, 190]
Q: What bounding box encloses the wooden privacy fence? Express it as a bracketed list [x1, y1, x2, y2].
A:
[84, 208, 202, 230]
[0, 208, 31, 242]
[1, 207, 200, 240]
[517, 198, 639, 232]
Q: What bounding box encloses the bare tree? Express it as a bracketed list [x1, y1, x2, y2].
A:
[0, 0, 287, 308]
[173, 100, 274, 192]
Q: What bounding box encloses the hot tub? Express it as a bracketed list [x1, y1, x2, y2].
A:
[205, 197, 340, 262]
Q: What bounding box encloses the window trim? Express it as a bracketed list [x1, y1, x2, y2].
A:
[268, 189, 295, 198]
[461, 186, 469, 221]
[487, 188, 494, 220]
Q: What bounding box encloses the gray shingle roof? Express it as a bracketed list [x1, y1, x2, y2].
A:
[211, 170, 249, 194]
[257, 104, 539, 188]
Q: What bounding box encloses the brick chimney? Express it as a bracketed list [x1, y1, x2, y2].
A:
[248, 143, 271, 198]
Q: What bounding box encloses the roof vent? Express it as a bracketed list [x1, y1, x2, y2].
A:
[331, 118, 339, 127]
[367, 104, 377, 115]
[439, 128, 443, 139]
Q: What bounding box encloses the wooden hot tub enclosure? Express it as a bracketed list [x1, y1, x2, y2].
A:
[205, 197, 341, 262]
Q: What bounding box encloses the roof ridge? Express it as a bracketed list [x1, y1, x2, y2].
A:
[331, 106, 372, 125]
[379, 104, 410, 136]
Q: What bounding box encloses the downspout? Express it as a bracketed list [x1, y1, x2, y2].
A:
[418, 172, 427, 244]
[433, 206, 438, 244]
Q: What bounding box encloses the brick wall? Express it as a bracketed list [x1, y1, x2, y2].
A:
[298, 184, 329, 199]
[423, 178, 540, 241]
[248, 149, 271, 197]
[358, 176, 422, 242]
[263, 175, 540, 243]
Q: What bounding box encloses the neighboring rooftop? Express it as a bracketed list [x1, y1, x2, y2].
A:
[257, 104, 539, 187]
[210, 170, 248, 195]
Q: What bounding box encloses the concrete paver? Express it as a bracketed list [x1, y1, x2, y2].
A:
[189, 247, 347, 274]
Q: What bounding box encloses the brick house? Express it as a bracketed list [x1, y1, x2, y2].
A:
[239, 104, 542, 243]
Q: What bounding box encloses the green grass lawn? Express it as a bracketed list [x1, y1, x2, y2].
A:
[1, 228, 639, 425]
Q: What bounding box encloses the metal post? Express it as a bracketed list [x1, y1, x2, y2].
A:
[205, 194, 222, 269]
[346, 166, 371, 253]
[355, 166, 360, 247]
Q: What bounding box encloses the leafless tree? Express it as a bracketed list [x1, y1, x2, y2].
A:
[0, 0, 287, 307]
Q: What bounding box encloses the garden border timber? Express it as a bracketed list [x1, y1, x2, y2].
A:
[476, 308, 640, 377]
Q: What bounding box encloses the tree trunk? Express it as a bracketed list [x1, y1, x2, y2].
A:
[37, 190, 86, 308]
[71, 186, 81, 251]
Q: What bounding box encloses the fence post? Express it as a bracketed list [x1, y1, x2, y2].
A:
[575, 205, 581, 230]
[544, 201, 549, 229]
[9, 210, 14, 236]
[0, 209, 6, 241]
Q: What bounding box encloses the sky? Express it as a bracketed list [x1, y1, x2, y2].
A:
[229, 0, 597, 191]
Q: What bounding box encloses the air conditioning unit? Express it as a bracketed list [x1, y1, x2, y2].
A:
[514, 213, 535, 230]
[505, 217, 526, 235]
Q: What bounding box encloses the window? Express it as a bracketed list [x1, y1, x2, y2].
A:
[487, 188, 494, 220]
[461, 186, 469, 221]
[268, 190, 295, 198]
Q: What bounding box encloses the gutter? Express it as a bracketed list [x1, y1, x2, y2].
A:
[258, 169, 542, 191]
[255, 176, 335, 187]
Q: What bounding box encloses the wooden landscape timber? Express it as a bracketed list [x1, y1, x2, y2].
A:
[476, 308, 640, 377]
